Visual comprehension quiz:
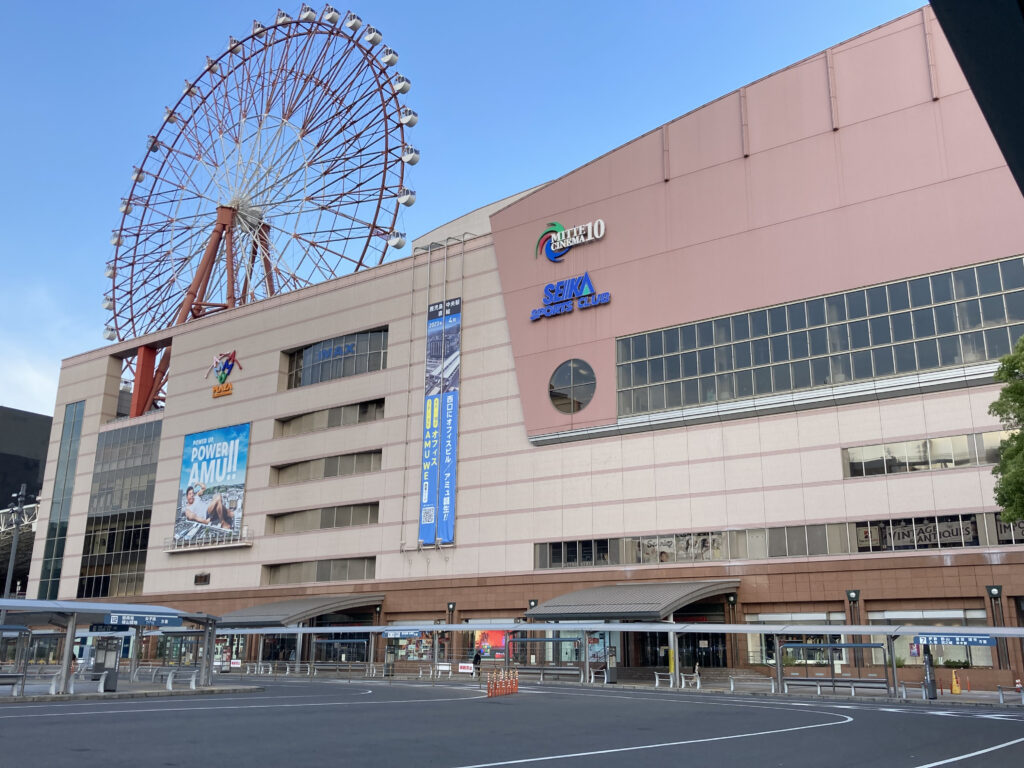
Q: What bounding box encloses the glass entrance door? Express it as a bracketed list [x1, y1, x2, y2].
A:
[678, 632, 727, 670]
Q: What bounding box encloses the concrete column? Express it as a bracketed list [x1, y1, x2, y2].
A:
[58, 612, 78, 695]
[669, 631, 679, 688]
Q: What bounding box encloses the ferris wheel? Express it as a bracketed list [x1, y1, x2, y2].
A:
[103, 5, 418, 408]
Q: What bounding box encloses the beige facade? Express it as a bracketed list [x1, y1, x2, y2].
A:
[27, 8, 1024, 673]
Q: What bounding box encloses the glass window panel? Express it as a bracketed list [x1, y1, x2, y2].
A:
[951, 435, 971, 466]
[714, 318, 732, 344]
[869, 315, 892, 345]
[866, 285, 888, 315]
[938, 335, 962, 366]
[961, 331, 986, 363]
[753, 338, 771, 366]
[1005, 290, 1024, 322]
[852, 349, 873, 380]
[789, 331, 809, 358]
[647, 331, 663, 357]
[891, 312, 913, 342]
[934, 303, 958, 335]
[787, 303, 807, 330]
[845, 447, 864, 477]
[825, 295, 847, 323]
[928, 437, 953, 469]
[985, 327, 1011, 359]
[772, 363, 792, 391]
[768, 527, 788, 557]
[616, 338, 631, 362]
[682, 351, 698, 377]
[665, 381, 683, 408]
[1012, 323, 1024, 348]
[699, 376, 716, 403]
[908, 277, 931, 307]
[906, 440, 929, 471]
[827, 324, 850, 352]
[633, 387, 649, 413]
[732, 314, 750, 341]
[981, 294, 1006, 326]
[648, 357, 665, 383]
[733, 341, 752, 369]
[631, 335, 647, 359]
[683, 379, 700, 405]
[872, 346, 895, 376]
[894, 342, 916, 372]
[663, 328, 680, 354]
[885, 442, 909, 473]
[846, 290, 868, 319]
[863, 444, 885, 475]
[618, 390, 632, 415]
[728, 530, 748, 559]
[749, 310, 768, 337]
[916, 339, 939, 369]
[768, 306, 788, 334]
[982, 432, 1005, 464]
[747, 528, 768, 559]
[809, 327, 829, 356]
[953, 268, 978, 298]
[887, 282, 910, 311]
[735, 369, 754, 398]
[830, 353, 852, 384]
[649, 384, 666, 411]
[787, 526, 808, 556]
[715, 345, 733, 371]
[911, 308, 936, 337]
[770, 334, 789, 362]
[632, 361, 648, 386]
[617, 364, 631, 389]
[716, 374, 734, 400]
[1001, 258, 1024, 290]
[697, 321, 714, 347]
[754, 367, 773, 395]
[977, 262, 1002, 294]
[806, 298, 826, 327]
[698, 348, 715, 374]
[791, 360, 811, 389]
[849, 320, 870, 349]
[665, 354, 681, 381]
[682, 325, 697, 350]
[826, 523, 849, 554]
[811, 357, 831, 386]
[929, 272, 953, 303]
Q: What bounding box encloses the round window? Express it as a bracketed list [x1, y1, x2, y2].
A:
[549, 359, 596, 414]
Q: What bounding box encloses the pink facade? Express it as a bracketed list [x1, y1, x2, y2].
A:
[490, 8, 1024, 438]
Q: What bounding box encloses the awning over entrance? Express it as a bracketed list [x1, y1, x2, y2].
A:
[525, 580, 740, 622]
[218, 594, 385, 628]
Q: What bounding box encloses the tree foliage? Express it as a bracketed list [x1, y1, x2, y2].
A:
[988, 337, 1024, 522]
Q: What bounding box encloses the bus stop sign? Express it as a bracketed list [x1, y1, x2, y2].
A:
[104, 613, 183, 627]
[912, 634, 996, 646]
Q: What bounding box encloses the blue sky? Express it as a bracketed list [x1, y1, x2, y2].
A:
[0, 1, 925, 416]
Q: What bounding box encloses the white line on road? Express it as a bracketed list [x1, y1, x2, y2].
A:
[911, 737, 1024, 767]
[448, 713, 855, 767]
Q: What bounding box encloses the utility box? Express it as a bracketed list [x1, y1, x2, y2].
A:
[92, 636, 122, 692]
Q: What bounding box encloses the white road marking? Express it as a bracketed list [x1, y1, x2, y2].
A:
[448, 713, 854, 767]
[911, 736, 1024, 767]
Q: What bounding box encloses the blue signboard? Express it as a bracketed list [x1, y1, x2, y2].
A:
[419, 298, 461, 545]
[913, 634, 996, 647]
[383, 630, 422, 639]
[176, 423, 250, 543]
[104, 613, 184, 628]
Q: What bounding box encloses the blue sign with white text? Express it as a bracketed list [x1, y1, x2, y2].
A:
[104, 613, 183, 628]
[912, 634, 996, 647]
[530, 272, 611, 321]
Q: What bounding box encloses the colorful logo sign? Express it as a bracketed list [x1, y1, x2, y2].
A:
[530, 272, 611, 321]
[206, 351, 242, 398]
[534, 219, 605, 262]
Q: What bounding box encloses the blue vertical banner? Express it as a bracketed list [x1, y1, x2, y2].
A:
[418, 298, 461, 545]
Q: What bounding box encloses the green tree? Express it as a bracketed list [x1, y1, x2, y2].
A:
[988, 338, 1024, 522]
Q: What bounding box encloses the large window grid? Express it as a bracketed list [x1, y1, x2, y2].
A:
[843, 429, 1011, 478]
[533, 511, 1023, 570]
[616, 256, 1024, 416]
[273, 450, 383, 486]
[270, 503, 380, 534]
[276, 399, 385, 438]
[286, 328, 388, 389]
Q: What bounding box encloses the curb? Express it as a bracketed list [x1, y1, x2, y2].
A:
[0, 685, 263, 704]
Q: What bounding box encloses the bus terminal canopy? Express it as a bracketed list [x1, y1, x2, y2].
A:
[217, 594, 385, 629]
[0, 598, 215, 627]
[524, 580, 740, 622]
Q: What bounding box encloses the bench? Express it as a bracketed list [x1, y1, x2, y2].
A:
[0, 672, 26, 696]
[284, 662, 310, 676]
[729, 675, 776, 693]
[784, 677, 889, 696]
[245, 662, 273, 675]
[589, 668, 608, 684]
[680, 673, 701, 690]
[653, 671, 674, 688]
[516, 666, 582, 683]
[997, 685, 1024, 705]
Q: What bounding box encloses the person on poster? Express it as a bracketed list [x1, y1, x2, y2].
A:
[183, 482, 233, 529]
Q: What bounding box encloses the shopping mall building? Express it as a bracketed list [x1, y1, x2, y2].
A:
[28, 8, 1024, 674]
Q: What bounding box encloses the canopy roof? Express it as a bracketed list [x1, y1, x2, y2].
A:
[525, 580, 740, 622]
[218, 594, 385, 628]
[0, 598, 214, 626]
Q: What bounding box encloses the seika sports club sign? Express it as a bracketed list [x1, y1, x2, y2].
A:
[531, 218, 611, 322]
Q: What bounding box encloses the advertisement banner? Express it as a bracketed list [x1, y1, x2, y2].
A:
[419, 298, 461, 545]
[175, 423, 250, 542]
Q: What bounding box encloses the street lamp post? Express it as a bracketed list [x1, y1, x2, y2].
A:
[1, 484, 31, 627]
[846, 590, 862, 671]
[986, 585, 1008, 669]
[446, 602, 456, 661]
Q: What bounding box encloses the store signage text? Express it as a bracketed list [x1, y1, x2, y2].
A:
[207, 350, 242, 399]
[530, 272, 611, 321]
[535, 219, 605, 263]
